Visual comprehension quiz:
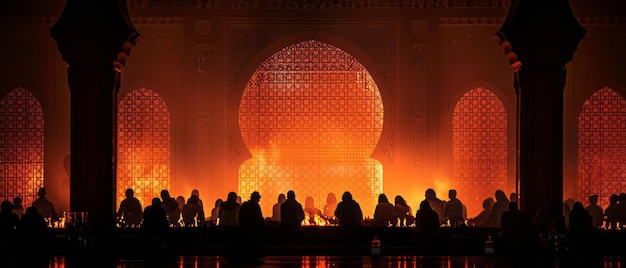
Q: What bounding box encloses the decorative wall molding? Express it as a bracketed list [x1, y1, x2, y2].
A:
[197, 42, 212, 180]
[132, 17, 185, 24]
[0, 17, 58, 24]
[437, 17, 505, 25]
[0, 17, 185, 25]
[384, 133, 394, 163]
[228, 23, 394, 96]
[195, 20, 212, 35]
[128, 0, 626, 8]
[578, 17, 626, 25]
[127, 0, 516, 8]
[196, 44, 211, 75]
[411, 20, 428, 36]
[410, 43, 425, 170]
[229, 133, 241, 163]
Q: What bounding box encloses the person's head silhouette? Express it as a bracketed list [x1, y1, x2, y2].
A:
[38, 188, 47, 198]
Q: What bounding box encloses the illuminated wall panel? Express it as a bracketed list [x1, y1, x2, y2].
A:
[117, 87, 171, 209]
[452, 87, 508, 218]
[239, 40, 384, 218]
[0, 87, 44, 208]
[577, 87, 626, 209]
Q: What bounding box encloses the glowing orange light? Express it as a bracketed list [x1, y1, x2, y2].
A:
[452, 88, 510, 218]
[577, 87, 626, 210]
[117, 87, 171, 209]
[0, 87, 45, 208]
[239, 40, 384, 217]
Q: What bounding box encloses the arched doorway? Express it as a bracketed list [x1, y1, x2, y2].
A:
[238, 40, 384, 219]
[452, 87, 509, 218]
[117, 86, 171, 212]
[0, 87, 44, 208]
[577, 87, 626, 209]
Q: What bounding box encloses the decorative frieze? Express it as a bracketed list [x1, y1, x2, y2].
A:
[128, 0, 513, 8]
[228, 23, 394, 96]
[410, 43, 425, 170]
[128, 0, 626, 8]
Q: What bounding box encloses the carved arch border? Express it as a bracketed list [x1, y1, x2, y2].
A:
[228, 30, 395, 169]
[449, 80, 517, 190]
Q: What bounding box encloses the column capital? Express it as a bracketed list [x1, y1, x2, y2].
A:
[493, 0, 586, 72]
[49, 0, 141, 68]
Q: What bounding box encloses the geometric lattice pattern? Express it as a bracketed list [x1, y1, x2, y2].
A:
[452, 87, 508, 217]
[577, 87, 626, 209]
[0, 87, 45, 208]
[117, 87, 171, 210]
[239, 40, 384, 217]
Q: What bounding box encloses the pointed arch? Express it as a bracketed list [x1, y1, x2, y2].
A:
[238, 40, 384, 218]
[577, 87, 626, 209]
[452, 87, 508, 218]
[117, 86, 171, 210]
[0, 87, 45, 208]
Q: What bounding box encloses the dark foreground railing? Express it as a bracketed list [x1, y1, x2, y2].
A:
[2, 226, 626, 258]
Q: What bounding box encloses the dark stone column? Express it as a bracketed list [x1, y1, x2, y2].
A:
[50, 0, 140, 245]
[494, 0, 585, 231]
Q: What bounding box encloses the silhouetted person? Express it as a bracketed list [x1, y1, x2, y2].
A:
[219, 192, 241, 226]
[323, 192, 338, 224]
[160, 190, 180, 227]
[616, 193, 626, 229]
[486, 189, 509, 226]
[235, 191, 265, 261]
[509, 192, 518, 204]
[271, 193, 285, 223]
[499, 202, 536, 254]
[116, 188, 143, 227]
[443, 189, 465, 226]
[211, 198, 222, 226]
[182, 195, 204, 227]
[0, 200, 20, 236]
[335, 191, 363, 227]
[424, 188, 445, 224]
[19, 206, 49, 251]
[32, 188, 58, 223]
[568, 201, 594, 252]
[372, 194, 394, 226]
[191, 189, 204, 214]
[563, 198, 575, 228]
[414, 200, 440, 245]
[280, 190, 304, 228]
[20, 206, 46, 232]
[12, 196, 23, 219]
[604, 194, 619, 229]
[393, 195, 412, 227]
[304, 196, 321, 225]
[239, 191, 265, 229]
[468, 197, 494, 226]
[142, 197, 169, 235]
[585, 195, 603, 229]
[176, 195, 185, 215]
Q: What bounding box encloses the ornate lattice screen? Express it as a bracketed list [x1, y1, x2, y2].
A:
[452, 87, 508, 218]
[0, 87, 44, 208]
[117, 87, 171, 210]
[578, 87, 626, 209]
[239, 40, 384, 218]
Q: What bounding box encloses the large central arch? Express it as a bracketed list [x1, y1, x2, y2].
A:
[238, 40, 385, 218]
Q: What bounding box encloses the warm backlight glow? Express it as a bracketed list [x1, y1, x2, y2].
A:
[452, 88, 509, 218]
[0, 87, 44, 208]
[239, 40, 384, 217]
[117, 87, 171, 209]
[577, 87, 626, 209]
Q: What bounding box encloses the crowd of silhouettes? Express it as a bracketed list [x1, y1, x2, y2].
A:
[0, 188, 54, 250]
[5, 186, 626, 254]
